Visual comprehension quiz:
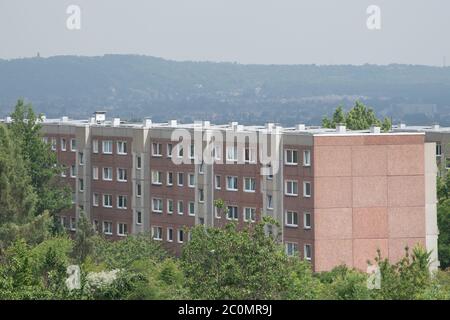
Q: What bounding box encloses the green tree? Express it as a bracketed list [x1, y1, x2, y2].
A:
[72, 213, 95, 264]
[181, 216, 292, 299]
[9, 99, 71, 217]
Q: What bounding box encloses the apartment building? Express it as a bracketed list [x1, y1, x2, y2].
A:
[6, 113, 438, 272]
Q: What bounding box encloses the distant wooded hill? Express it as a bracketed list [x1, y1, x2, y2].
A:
[1, 54, 450, 125]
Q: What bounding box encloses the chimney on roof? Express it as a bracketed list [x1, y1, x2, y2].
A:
[336, 123, 346, 133]
[112, 118, 121, 126]
[231, 121, 239, 130]
[370, 125, 381, 134]
[399, 122, 406, 129]
[432, 123, 440, 130]
[143, 118, 152, 128]
[169, 120, 177, 127]
[265, 123, 275, 131]
[94, 111, 106, 124]
[296, 124, 306, 131]
[61, 116, 69, 122]
[203, 121, 210, 128]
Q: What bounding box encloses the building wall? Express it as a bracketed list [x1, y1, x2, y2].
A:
[312, 135, 428, 272]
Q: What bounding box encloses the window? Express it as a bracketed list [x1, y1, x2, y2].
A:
[189, 144, 195, 159]
[189, 201, 195, 216]
[188, 173, 195, 187]
[167, 172, 173, 186]
[103, 167, 113, 181]
[79, 152, 84, 165]
[152, 143, 162, 156]
[70, 165, 76, 178]
[167, 199, 174, 214]
[93, 220, 99, 232]
[152, 226, 163, 240]
[286, 211, 298, 227]
[304, 244, 312, 261]
[70, 139, 76, 152]
[243, 177, 256, 192]
[177, 200, 184, 215]
[61, 138, 67, 151]
[177, 144, 184, 158]
[436, 143, 442, 157]
[267, 194, 273, 210]
[304, 212, 311, 229]
[167, 144, 173, 157]
[102, 140, 113, 154]
[117, 195, 127, 209]
[244, 147, 256, 163]
[446, 158, 450, 170]
[199, 162, 204, 174]
[285, 149, 298, 165]
[214, 206, 221, 219]
[136, 156, 142, 169]
[213, 145, 222, 160]
[152, 198, 163, 212]
[226, 145, 238, 162]
[303, 150, 311, 166]
[178, 229, 184, 243]
[79, 179, 84, 192]
[117, 141, 127, 155]
[151, 170, 162, 184]
[303, 181, 311, 197]
[244, 207, 256, 222]
[215, 175, 221, 189]
[137, 183, 142, 197]
[177, 172, 184, 186]
[136, 211, 142, 225]
[167, 228, 173, 242]
[285, 180, 298, 196]
[198, 189, 204, 203]
[71, 192, 76, 204]
[117, 168, 128, 182]
[92, 139, 98, 153]
[70, 217, 76, 231]
[286, 242, 298, 257]
[226, 176, 238, 191]
[227, 206, 238, 220]
[51, 138, 57, 151]
[93, 193, 99, 207]
[60, 216, 68, 229]
[103, 194, 113, 208]
[103, 221, 113, 235]
[92, 166, 98, 180]
[61, 167, 67, 178]
[117, 223, 128, 236]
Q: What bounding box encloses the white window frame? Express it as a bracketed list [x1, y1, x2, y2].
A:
[136, 183, 142, 197]
[93, 193, 99, 207]
[177, 172, 184, 186]
[117, 168, 128, 182]
[79, 152, 84, 165]
[243, 177, 256, 193]
[103, 221, 113, 235]
[286, 242, 298, 257]
[177, 200, 184, 215]
[136, 155, 142, 170]
[244, 147, 256, 163]
[151, 170, 162, 185]
[70, 165, 76, 178]
[152, 226, 163, 241]
[79, 178, 84, 192]
[303, 150, 311, 167]
[167, 172, 173, 186]
[51, 138, 57, 151]
[226, 176, 238, 191]
[267, 194, 273, 210]
[152, 143, 162, 156]
[285, 211, 298, 227]
[167, 228, 173, 242]
[61, 138, 67, 151]
[103, 194, 113, 208]
[102, 140, 113, 154]
[103, 167, 113, 181]
[215, 175, 221, 190]
[226, 206, 238, 221]
[198, 189, 204, 203]
[304, 244, 312, 261]
[243, 207, 256, 222]
[136, 211, 142, 225]
[188, 173, 195, 188]
[226, 145, 238, 162]
[303, 212, 311, 229]
[117, 195, 127, 209]
[188, 201, 195, 216]
[167, 199, 174, 214]
[117, 223, 128, 237]
[70, 139, 76, 152]
[70, 217, 76, 231]
[167, 143, 173, 157]
[92, 166, 98, 180]
[303, 181, 311, 198]
[92, 139, 98, 153]
[285, 180, 298, 196]
[117, 141, 127, 155]
[152, 198, 163, 213]
[177, 229, 184, 243]
[285, 149, 298, 165]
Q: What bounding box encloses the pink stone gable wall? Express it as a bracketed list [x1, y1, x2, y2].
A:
[313, 135, 426, 272]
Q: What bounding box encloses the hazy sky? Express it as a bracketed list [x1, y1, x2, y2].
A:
[0, 0, 449, 65]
